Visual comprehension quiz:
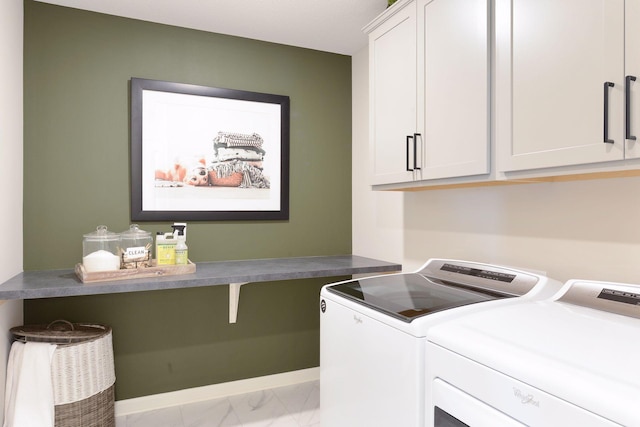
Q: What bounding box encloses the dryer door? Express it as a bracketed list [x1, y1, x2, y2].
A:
[428, 344, 623, 427]
[433, 379, 523, 427]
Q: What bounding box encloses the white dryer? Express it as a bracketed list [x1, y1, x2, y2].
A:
[426, 279, 640, 426]
[319, 259, 562, 427]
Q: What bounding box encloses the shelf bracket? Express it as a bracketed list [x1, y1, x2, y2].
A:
[229, 282, 249, 324]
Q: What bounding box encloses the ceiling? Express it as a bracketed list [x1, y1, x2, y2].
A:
[35, 0, 388, 55]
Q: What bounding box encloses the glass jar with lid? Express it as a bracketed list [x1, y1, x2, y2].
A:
[119, 224, 153, 269]
[82, 225, 121, 272]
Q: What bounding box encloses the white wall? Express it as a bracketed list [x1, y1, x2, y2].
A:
[0, 0, 26, 422]
[352, 46, 640, 284]
[352, 48, 404, 267]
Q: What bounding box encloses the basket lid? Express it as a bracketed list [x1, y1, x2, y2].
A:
[10, 320, 110, 344]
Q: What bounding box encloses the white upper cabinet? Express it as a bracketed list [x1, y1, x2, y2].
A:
[367, 0, 640, 190]
[417, 0, 489, 180]
[626, 0, 640, 159]
[496, 0, 626, 172]
[366, 0, 489, 187]
[368, 3, 418, 186]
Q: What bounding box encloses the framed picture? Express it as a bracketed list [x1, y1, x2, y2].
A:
[130, 77, 290, 221]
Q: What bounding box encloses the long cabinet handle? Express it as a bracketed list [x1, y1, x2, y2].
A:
[406, 135, 414, 171]
[413, 133, 421, 170]
[626, 75, 637, 141]
[604, 81, 615, 144]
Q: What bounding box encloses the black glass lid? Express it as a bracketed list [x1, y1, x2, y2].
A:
[326, 273, 511, 322]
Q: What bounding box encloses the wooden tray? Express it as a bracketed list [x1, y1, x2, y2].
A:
[75, 260, 196, 283]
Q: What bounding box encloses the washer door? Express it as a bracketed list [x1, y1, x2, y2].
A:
[326, 273, 509, 322]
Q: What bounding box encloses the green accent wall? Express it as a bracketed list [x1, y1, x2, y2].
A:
[23, 1, 352, 399]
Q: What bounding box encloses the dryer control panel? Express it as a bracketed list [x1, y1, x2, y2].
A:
[558, 279, 640, 319]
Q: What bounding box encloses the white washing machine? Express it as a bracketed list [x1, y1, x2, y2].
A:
[426, 279, 640, 426]
[319, 259, 562, 427]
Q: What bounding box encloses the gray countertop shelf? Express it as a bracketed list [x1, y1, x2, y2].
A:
[0, 255, 402, 323]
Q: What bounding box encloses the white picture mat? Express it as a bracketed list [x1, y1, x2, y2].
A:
[141, 89, 282, 212]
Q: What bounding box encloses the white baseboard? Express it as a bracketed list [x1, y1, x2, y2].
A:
[114, 367, 320, 417]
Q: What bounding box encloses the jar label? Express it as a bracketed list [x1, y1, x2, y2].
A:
[124, 246, 148, 261]
[122, 246, 152, 268]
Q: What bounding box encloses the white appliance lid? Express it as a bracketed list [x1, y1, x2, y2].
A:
[325, 259, 545, 323]
[427, 280, 640, 427]
[326, 273, 509, 322]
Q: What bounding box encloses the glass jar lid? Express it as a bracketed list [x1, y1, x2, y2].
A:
[120, 224, 151, 239]
[83, 225, 119, 241]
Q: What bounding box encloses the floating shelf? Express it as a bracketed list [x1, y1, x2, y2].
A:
[0, 255, 401, 323]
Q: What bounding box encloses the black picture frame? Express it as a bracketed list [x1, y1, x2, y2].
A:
[130, 77, 290, 221]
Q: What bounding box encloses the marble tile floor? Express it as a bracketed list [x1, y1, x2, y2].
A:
[115, 380, 320, 427]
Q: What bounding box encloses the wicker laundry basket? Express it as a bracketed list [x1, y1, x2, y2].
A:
[10, 320, 116, 427]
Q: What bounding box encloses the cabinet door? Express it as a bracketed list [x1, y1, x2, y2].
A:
[417, 0, 489, 180]
[369, 4, 418, 185]
[496, 0, 625, 173]
[626, 0, 640, 159]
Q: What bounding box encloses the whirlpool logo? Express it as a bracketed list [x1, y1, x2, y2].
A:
[512, 388, 540, 407]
